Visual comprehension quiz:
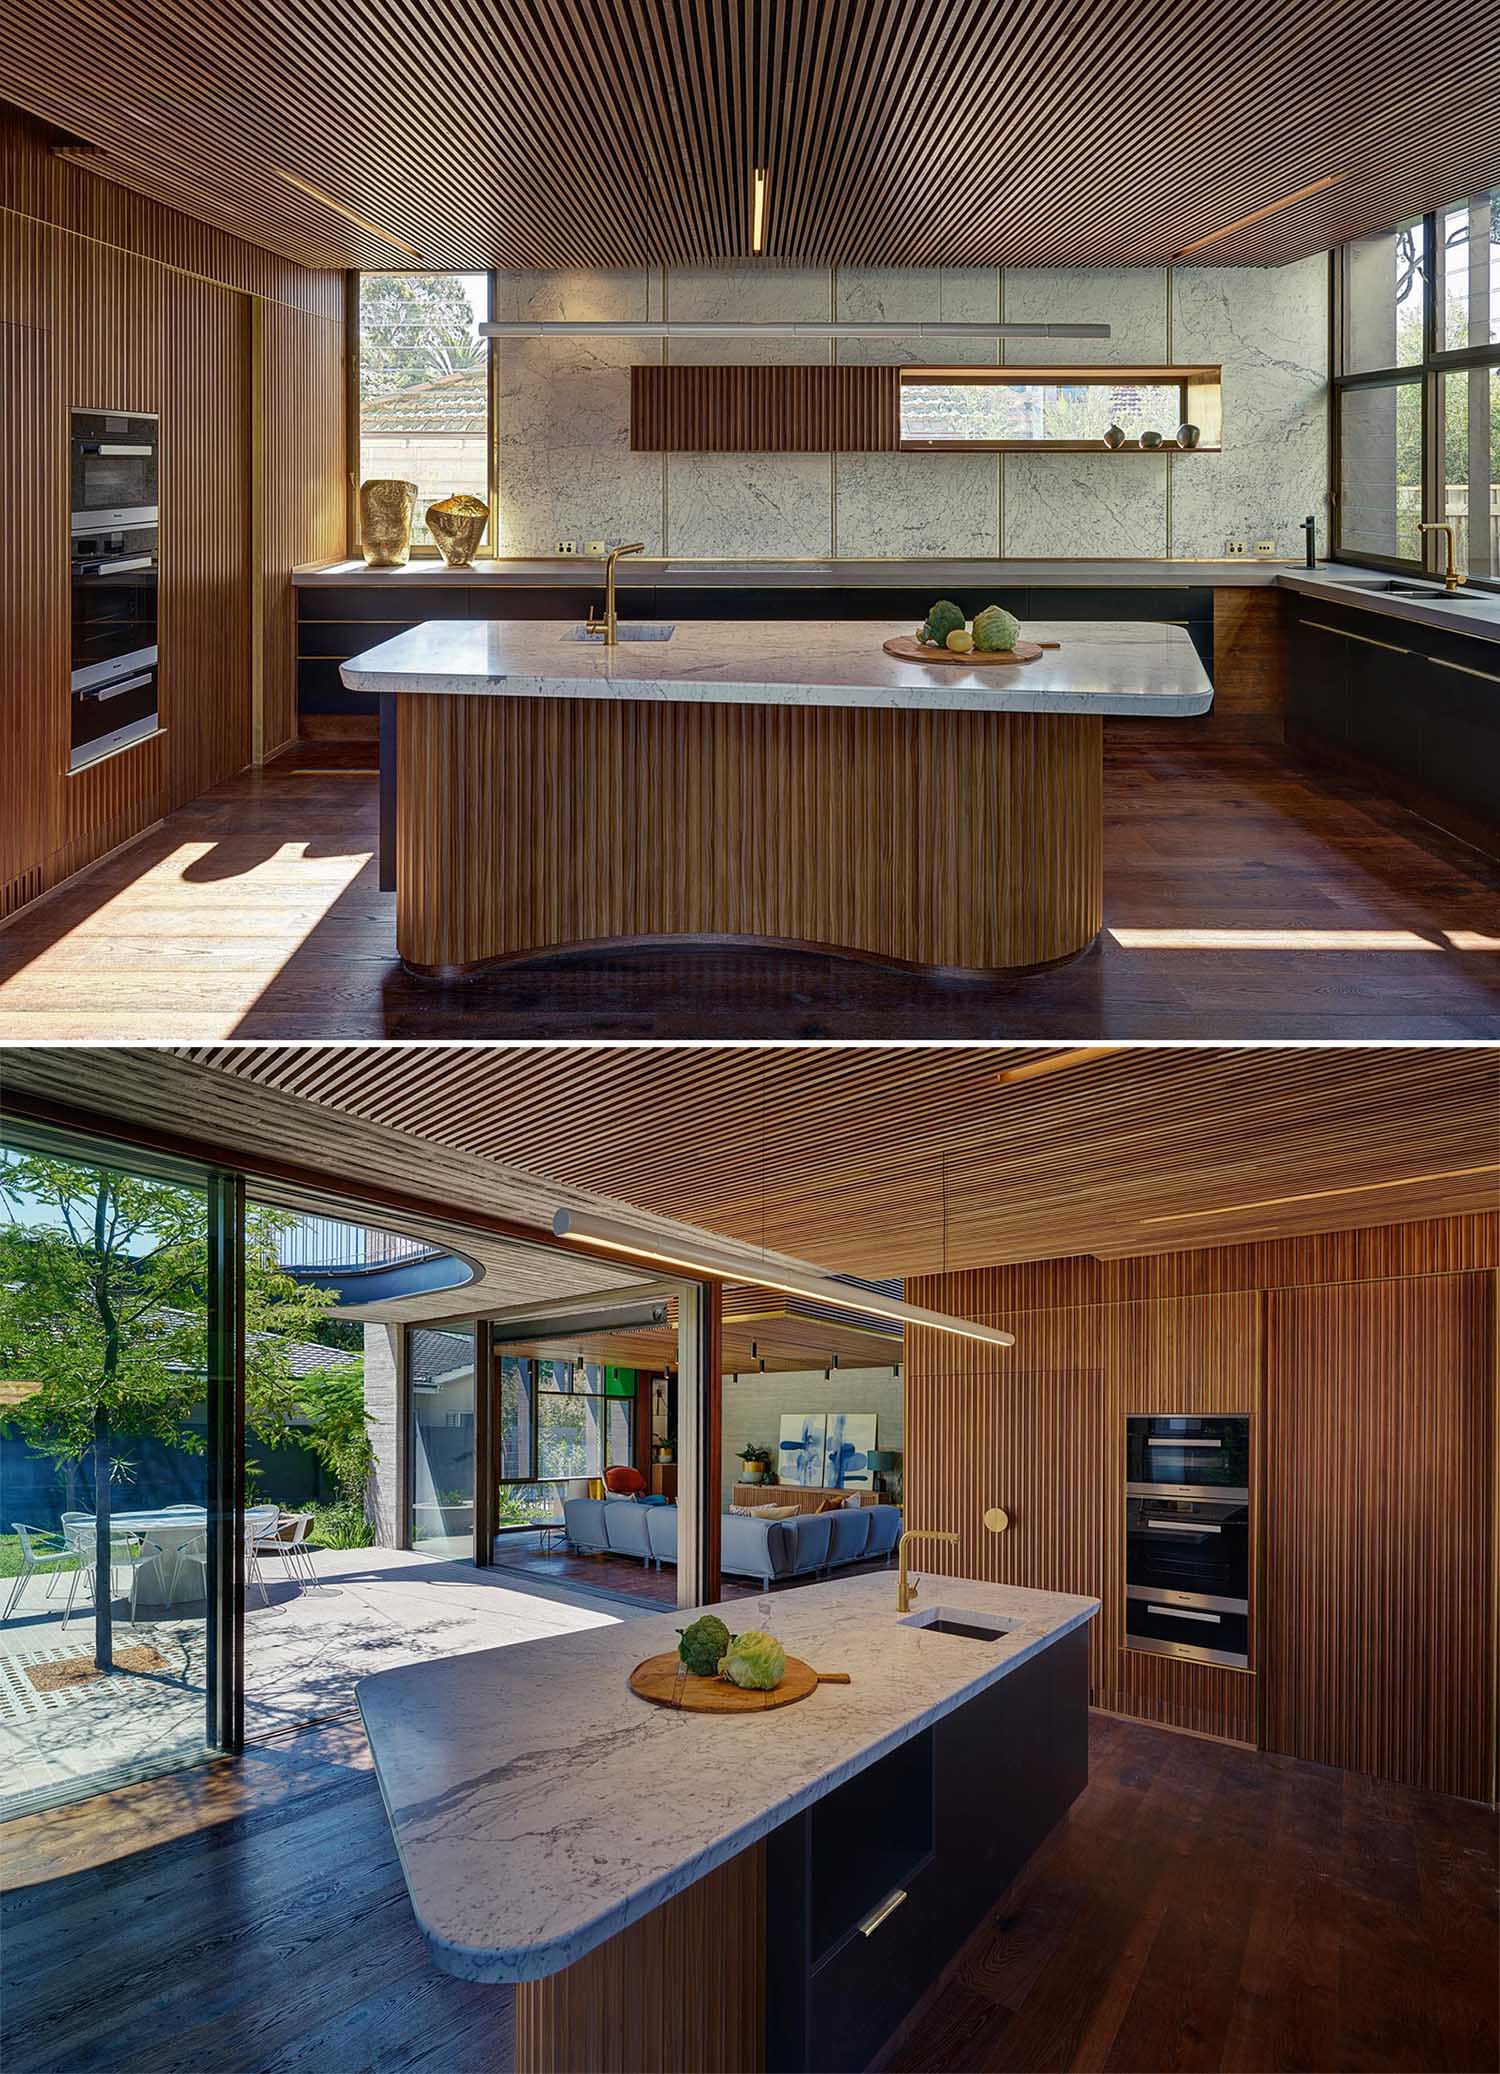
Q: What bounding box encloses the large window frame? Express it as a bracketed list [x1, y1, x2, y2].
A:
[1332, 204, 1500, 589]
[347, 268, 497, 559]
[898, 364, 1223, 453]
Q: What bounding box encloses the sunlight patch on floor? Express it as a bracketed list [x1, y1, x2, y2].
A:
[1108, 926, 1450, 952]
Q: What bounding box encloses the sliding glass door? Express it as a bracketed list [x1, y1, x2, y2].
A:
[0, 1118, 242, 1813]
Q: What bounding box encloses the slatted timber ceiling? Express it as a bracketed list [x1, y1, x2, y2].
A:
[2, 2, 1497, 270]
[161, 1045, 1500, 1279]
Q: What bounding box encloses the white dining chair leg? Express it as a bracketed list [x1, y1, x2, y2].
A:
[61, 1564, 84, 1630]
[3, 1568, 29, 1620]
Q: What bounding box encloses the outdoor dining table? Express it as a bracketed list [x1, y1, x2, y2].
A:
[69, 1506, 278, 1608]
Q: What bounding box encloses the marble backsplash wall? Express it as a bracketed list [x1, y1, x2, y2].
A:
[493, 258, 1328, 562]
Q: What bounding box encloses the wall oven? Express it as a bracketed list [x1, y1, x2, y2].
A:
[70, 413, 159, 772]
[1125, 1414, 1250, 1669]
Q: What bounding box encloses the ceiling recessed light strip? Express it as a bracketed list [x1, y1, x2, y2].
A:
[995, 1046, 1123, 1086]
[1140, 1163, 1498, 1225]
[481, 319, 1110, 340]
[752, 167, 767, 254]
[1174, 175, 1344, 258]
[551, 1208, 1015, 1348]
[272, 168, 429, 261]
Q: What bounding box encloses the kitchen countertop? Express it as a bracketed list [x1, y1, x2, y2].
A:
[356, 1571, 1099, 1985]
[339, 617, 1214, 718]
[297, 554, 1296, 589]
[1279, 569, 1500, 647]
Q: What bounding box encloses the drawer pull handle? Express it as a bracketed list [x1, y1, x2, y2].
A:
[1300, 618, 1410, 654]
[1145, 1519, 1222, 1533]
[81, 672, 153, 702]
[1147, 1604, 1222, 1624]
[1432, 656, 1500, 686]
[859, 1888, 908, 1938]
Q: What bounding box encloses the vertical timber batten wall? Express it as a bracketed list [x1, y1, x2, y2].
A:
[0, 106, 345, 920]
[905, 1212, 1498, 1801]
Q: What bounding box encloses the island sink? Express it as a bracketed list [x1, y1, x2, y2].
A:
[561, 621, 676, 641]
[899, 1606, 1019, 1640]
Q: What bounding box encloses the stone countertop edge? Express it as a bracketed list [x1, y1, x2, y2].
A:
[295, 555, 1293, 589]
[355, 1573, 1100, 1988]
[337, 619, 1214, 717]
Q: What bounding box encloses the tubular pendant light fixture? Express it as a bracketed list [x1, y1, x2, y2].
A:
[752, 167, 767, 253]
[551, 1209, 1015, 1348]
[482, 320, 1109, 340]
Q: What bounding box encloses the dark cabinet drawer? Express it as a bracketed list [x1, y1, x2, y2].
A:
[1289, 614, 1350, 748]
[1422, 651, 1500, 827]
[1127, 1594, 1248, 1666]
[805, 1852, 942, 2074]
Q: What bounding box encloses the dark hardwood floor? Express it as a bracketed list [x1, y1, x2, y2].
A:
[2, 1712, 1493, 2074]
[0, 743, 1495, 1037]
[489, 1531, 765, 1606]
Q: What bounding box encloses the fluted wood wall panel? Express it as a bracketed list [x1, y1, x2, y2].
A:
[0, 107, 344, 919]
[1263, 1275, 1495, 1801]
[398, 695, 1103, 974]
[631, 363, 899, 452]
[906, 1214, 1498, 1792]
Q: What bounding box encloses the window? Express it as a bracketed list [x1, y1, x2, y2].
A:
[408, 1325, 475, 1557]
[492, 1356, 638, 1533]
[898, 365, 1222, 451]
[1334, 195, 1500, 584]
[355, 271, 492, 553]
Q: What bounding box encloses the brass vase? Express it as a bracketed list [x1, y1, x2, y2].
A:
[359, 478, 419, 568]
[426, 493, 489, 568]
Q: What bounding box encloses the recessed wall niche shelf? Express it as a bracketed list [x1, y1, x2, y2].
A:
[631, 363, 1222, 454]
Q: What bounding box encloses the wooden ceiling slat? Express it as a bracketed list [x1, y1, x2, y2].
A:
[3, 0, 1495, 271]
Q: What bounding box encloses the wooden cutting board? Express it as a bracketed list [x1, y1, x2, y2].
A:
[628, 1652, 848, 1713]
[883, 635, 1051, 666]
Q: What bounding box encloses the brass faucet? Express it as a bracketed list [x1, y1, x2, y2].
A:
[1418, 521, 1465, 593]
[585, 542, 645, 644]
[896, 1529, 959, 1614]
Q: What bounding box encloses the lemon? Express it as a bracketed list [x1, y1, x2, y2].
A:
[946, 627, 975, 654]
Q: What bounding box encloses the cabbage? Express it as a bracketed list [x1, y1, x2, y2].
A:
[972, 604, 1020, 652]
[921, 600, 965, 646]
[718, 1629, 786, 1690]
[677, 1614, 732, 1676]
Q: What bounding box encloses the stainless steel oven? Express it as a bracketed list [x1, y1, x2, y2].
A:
[1124, 1414, 1250, 1669]
[71, 409, 159, 529]
[70, 519, 159, 772]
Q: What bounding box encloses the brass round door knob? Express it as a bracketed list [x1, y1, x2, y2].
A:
[983, 1506, 1010, 1533]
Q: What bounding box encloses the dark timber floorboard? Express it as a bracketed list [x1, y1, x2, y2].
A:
[2, 1714, 1493, 2074]
[0, 744, 1494, 1037]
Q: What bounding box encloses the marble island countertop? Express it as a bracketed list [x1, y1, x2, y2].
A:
[339, 617, 1214, 717]
[356, 1571, 1099, 1985]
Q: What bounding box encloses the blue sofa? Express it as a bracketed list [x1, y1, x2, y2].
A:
[560, 1496, 903, 1591]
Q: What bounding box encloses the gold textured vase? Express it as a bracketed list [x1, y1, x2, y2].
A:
[425, 494, 489, 568]
[359, 478, 419, 568]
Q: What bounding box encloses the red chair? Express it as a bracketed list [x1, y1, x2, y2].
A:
[604, 1466, 647, 1499]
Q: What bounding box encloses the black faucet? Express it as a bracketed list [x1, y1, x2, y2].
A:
[1302, 515, 1317, 568]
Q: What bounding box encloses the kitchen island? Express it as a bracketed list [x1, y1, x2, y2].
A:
[340, 618, 1212, 977]
[357, 1570, 1098, 2073]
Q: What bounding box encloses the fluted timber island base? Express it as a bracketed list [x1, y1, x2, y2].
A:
[337, 618, 1213, 976]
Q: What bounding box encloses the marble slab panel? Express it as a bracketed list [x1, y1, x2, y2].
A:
[834, 265, 1000, 365]
[1000, 267, 1168, 365]
[665, 453, 833, 559]
[1168, 258, 1328, 559]
[835, 452, 999, 557]
[1003, 452, 1169, 558]
[664, 265, 833, 364]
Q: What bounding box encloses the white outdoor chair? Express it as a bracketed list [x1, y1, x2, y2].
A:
[3, 1524, 76, 1620]
[252, 1512, 321, 1591]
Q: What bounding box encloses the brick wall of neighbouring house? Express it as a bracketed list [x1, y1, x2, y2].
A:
[363, 1323, 402, 1545]
[720, 1364, 901, 1507]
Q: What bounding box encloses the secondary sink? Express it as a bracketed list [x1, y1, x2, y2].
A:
[562, 623, 676, 642]
[1352, 582, 1487, 602]
[900, 1606, 1019, 1641]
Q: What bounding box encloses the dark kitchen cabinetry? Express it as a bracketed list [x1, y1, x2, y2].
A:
[764, 1624, 1088, 2074]
[1288, 601, 1499, 853]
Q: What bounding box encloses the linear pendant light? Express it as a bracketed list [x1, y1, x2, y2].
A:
[551, 1208, 1015, 1348]
[482, 319, 1110, 340]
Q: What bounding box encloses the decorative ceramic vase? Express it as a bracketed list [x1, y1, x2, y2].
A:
[359, 478, 419, 568]
[1138, 428, 1165, 450]
[741, 1461, 766, 1484]
[1102, 424, 1126, 449]
[426, 493, 488, 568]
[1176, 421, 1202, 450]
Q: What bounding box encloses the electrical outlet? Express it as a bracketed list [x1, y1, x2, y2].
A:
[585, 538, 608, 556]
[1224, 538, 1249, 557]
[1254, 539, 1277, 556]
[556, 539, 577, 555]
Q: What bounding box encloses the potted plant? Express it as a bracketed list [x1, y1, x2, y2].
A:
[738, 1443, 774, 1485]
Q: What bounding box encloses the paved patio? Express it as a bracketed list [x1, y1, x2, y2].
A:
[0, 1544, 647, 1815]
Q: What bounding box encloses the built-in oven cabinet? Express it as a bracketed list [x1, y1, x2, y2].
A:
[1125, 1412, 1249, 1497]
[1126, 1595, 1250, 1669]
[70, 410, 159, 528]
[1125, 1494, 1249, 1603]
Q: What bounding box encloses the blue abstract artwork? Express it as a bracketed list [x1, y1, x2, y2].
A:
[825, 1412, 878, 1490]
[778, 1412, 827, 1488]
